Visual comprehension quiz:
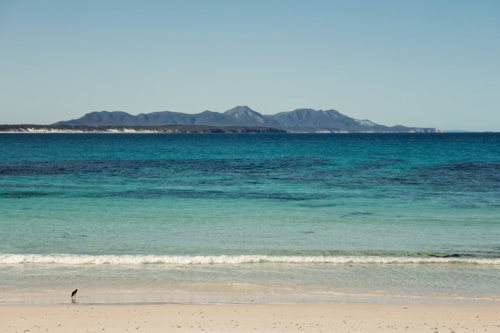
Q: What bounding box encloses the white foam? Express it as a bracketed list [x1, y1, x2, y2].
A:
[0, 254, 499, 265]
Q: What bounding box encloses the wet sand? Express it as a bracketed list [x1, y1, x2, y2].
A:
[1, 303, 499, 332]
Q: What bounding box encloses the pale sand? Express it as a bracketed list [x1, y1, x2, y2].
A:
[1, 304, 499, 333]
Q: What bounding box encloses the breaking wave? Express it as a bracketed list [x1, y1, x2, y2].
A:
[1, 254, 499, 265]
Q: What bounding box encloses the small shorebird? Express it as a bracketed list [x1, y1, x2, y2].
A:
[71, 289, 78, 298]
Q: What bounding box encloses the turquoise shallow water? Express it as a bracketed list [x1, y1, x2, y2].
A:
[0, 133, 499, 300]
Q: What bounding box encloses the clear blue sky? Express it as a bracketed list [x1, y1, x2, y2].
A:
[1, 0, 499, 131]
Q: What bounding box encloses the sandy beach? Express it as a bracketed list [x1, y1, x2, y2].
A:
[1, 303, 498, 333]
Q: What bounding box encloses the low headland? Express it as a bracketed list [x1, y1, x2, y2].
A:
[0, 124, 286, 133]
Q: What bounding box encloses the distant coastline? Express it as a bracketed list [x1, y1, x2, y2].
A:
[0, 125, 489, 134]
[0, 124, 286, 133]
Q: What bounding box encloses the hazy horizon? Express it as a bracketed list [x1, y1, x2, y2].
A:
[1, 1, 499, 131]
[1, 106, 495, 132]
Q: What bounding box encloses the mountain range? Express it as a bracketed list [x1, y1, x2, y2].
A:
[54, 106, 442, 133]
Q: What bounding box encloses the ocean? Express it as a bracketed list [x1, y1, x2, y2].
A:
[0, 133, 499, 304]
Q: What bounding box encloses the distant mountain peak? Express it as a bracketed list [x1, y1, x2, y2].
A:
[224, 106, 256, 115]
[223, 106, 281, 126]
[268, 108, 441, 133]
